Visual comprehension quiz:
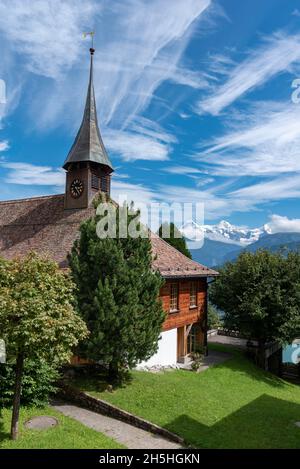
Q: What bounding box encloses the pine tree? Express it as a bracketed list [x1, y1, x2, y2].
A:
[158, 222, 192, 258]
[69, 198, 166, 379]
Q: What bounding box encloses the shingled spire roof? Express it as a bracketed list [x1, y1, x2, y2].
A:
[63, 47, 113, 172]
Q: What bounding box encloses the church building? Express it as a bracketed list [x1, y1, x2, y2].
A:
[0, 47, 217, 367]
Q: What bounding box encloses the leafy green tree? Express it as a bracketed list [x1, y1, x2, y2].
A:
[158, 222, 192, 258]
[207, 303, 222, 330]
[0, 254, 88, 440]
[210, 250, 300, 366]
[69, 200, 166, 380]
[0, 357, 59, 408]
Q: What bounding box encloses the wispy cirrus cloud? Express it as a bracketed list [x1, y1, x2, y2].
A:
[0, 0, 100, 80]
[0, 0, 212, 163]
[197, 31, 300, 115]
[195, 101, 300, 177]
[230, 174, 300, 202]
[162, 165, 214, 186]
[1, 162, 65, 186]
[0, 141, 9, 152]
[163, 165, 203, 175]
[4, 159, 299, 223]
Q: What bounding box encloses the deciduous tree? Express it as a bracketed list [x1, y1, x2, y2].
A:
[210, 250, 300, 366]
[0, 254, 88, 440]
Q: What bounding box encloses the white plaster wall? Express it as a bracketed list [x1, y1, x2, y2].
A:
[137, 328, 177, 368]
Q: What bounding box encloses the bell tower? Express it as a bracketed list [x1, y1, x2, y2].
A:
[63, 47, 113, 210]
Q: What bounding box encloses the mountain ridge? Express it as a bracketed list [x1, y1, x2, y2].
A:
[179, 221, 300, 267]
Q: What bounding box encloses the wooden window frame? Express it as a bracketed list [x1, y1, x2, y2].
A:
[189, 281, 198, 309]
[169, 283, 179, 313]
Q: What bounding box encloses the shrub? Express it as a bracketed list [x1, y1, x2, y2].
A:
[0, 358, 59, 408]
[191, 347, 204, 372]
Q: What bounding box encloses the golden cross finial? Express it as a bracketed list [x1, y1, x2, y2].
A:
[83, 31, 95, 49]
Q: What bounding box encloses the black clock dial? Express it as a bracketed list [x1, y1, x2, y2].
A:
[70, 179, 84, 199]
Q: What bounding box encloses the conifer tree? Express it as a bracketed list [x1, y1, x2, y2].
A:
[69, 198, 165, 379]
[158, 222, 192, 258]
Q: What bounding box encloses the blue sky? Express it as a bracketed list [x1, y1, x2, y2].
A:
[1, 0, 300, 232]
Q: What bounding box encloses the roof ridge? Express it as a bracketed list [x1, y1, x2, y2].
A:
[0, 194, 64, 206]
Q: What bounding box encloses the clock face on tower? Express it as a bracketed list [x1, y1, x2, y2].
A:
[70, 179, 84, 199]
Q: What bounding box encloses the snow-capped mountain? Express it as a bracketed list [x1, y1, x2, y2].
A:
[180, 220, 264, 247]
[179, 220, 300, 267]
[202, 220, 264, 246]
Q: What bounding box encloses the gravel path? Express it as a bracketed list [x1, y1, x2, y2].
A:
[52, 400, 183, 449]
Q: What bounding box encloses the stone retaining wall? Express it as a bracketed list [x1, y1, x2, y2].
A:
[57, 381, 184, 445]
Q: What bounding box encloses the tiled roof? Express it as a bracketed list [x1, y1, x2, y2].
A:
[151, 233, 218, 278]
[0, 194, 218, 277]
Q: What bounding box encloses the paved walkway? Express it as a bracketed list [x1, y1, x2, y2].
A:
[178, 349, 232, 371]
[208, 334, 257, 349]
[52, 400, 183, 449]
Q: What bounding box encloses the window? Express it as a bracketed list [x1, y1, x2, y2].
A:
[187, 324, 201, 354]
[190, 281, 197, 308]
[91, 173, 100, 190]
[101, 175, 108, 193]
[170, 283, 179, 312]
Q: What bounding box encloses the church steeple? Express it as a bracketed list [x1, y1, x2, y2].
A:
[64, 47, 113, 210]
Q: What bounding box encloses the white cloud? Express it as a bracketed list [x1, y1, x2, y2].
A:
[95, 0, 211, 127]
[104, 122, 174, 162]
[162, 165, 214, 185]
[157, 183, 253, 221]
[0, 1, 213, 164]
[0, 0, 100, 79]
[112, 179, 156, 206]
[230, 175, 300, 202]
[1, 162, 65, 186]
[265, 214, 300, 234]
[13, 0, 211, 135]
[163, 166, 203, 175]
[0, 140, 9, 152]
[197, 31, 300, 115]
[196, 101, 300, 177]
[0, 156, 289, 223]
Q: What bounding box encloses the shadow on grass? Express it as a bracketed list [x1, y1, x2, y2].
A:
[70, 369, 134, 394]
[207, 343, 286, 389]
[165, 394, 300, 449]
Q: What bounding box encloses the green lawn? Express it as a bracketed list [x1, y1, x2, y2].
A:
[73, 344, 300, 449]
[0, 406, 124, 449]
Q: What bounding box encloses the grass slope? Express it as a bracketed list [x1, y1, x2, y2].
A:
[0, 406, 124, 449]
[74, 345, 300, 449]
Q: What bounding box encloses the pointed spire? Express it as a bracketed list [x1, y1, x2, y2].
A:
[63, 47, 113, 172]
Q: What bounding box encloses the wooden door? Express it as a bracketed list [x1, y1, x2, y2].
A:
[177, 327, 185, 360]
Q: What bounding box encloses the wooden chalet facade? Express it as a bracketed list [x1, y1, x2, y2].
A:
[0, 47, 217, 367]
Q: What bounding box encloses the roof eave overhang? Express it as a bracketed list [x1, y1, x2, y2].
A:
[160, 273, 219, 280]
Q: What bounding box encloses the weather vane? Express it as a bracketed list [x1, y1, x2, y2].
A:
[83, 31, 95, 50]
